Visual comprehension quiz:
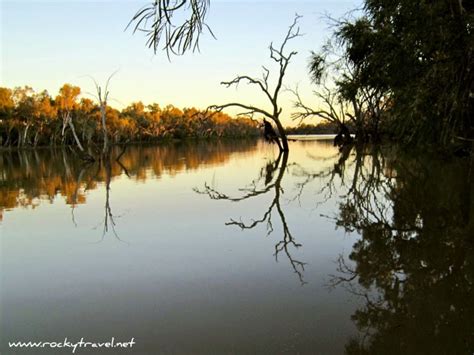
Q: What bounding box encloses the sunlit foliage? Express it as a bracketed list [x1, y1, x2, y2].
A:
[0, 84, 259, 148]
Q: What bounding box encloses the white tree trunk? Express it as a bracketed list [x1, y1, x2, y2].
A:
[100, 103, 108, 153]
[64, 112, 85, 152]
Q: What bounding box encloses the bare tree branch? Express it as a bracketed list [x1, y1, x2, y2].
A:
[209, 103, 273, 120]
[210, 14, 303, 152]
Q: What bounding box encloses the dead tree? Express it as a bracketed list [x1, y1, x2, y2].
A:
[209, 15, 302, 152]
[88, 71, 117, 155]
[290, 85, 353, 147]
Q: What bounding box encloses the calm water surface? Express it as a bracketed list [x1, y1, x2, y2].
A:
[1, 139, 473, 354]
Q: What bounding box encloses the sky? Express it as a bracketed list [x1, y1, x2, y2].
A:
[1, 0, 362, 126]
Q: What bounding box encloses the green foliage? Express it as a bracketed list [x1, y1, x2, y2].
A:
[306, 0, 473, 147]
[335, 0, 473, 145]
[308, 51, 326, 84]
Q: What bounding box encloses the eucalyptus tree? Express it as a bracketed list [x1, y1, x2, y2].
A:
[0, 88, 15, 146]
[328, 0, 473, 146]
[56, 84, 85, 151]
[12, 86, 37, 147]
[127, 0, 212, 56]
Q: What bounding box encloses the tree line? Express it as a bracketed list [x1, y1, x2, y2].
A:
[0, 84, 259, 149]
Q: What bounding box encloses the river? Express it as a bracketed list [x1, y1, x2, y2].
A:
[1, 138, 472, 354]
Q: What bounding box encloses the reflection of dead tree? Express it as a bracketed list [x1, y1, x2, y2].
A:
[99, 153, 128, 244]
[77, 149, 130, 244]
[209, 15, 302, 152]
[103, 155, 116, 237]
[196, 150, 307, 284]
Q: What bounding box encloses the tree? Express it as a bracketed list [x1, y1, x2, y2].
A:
[127, 0, 212, 56]
[88, 72, 117, 154]
[330, 0, 474, 146]
[0, 88, 16, 146]
[291, 82, 355, 146]
[12, 86, 38, 147]
[122, 101, 149, 139]
[56, 84, 86, 152]
[0, 88, 14, 116]
[209, 15, 302, 152]
[291, 18, 390, 145]
[33, 90, 56, 147]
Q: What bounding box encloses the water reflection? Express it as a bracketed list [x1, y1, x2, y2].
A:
[100, 152, 121, 241]
[1, 139, 473, 353]
[0, 139, 258, 221]
[312, 145, 474, 354]
[196, 150, 307, 284]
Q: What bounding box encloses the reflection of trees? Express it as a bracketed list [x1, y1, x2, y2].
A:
[196, 150, 307, 284]
[316, 145, 474, 354]
[0, 140, 258, 219]
[99, 152, 122, 242]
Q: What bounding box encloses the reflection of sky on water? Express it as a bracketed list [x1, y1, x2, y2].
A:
[1, 140, 362, 354]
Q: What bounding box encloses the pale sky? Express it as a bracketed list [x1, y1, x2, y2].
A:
[1, 0, 362, 126]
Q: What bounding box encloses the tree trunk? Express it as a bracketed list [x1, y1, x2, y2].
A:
[68, 119, 84, 152]
[18, 128, 22, 148]
[33, 130, 40, 147]
[100, 103, 108, 154]
[62, 112, 86, 153]
[273, 117, 289, 152]
[5, 127, 12, 147]
[23, 124, 30, 145]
